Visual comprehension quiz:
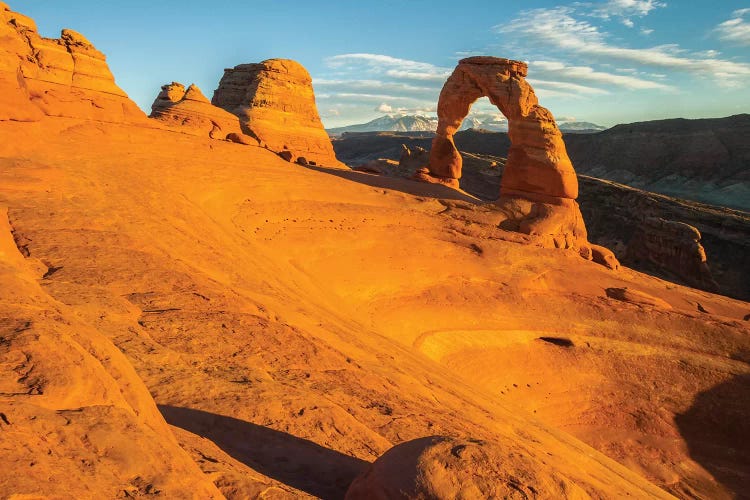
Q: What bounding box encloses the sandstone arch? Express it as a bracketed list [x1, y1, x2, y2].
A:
[419, 56, 592, 254]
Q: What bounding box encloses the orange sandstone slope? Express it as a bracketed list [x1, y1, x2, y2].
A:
[1, 4, 750, 500]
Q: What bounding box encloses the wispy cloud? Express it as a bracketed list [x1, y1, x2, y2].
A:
[581, 0, 667, 19]
[715, 8, 750, 46]
[530, 61, 673, 90]
[494, 7, 750, 85]
[528, 78, 612, 95]
[325, 53, 451, 81]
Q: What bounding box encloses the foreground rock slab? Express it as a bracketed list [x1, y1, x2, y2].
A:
[346, 436, 590, 499]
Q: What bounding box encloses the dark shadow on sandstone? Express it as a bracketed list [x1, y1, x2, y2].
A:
[674, 373, 750, 497]
[303, 164, 480, 203]
[159, 405, 369, 499]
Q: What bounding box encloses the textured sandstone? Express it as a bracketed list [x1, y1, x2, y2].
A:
[212, 59, 342, 166]
[346, 436, 589, 499]
[605, 287, 672, 309]
[591, 244, 620, 270]
[150, 81, 248, 140]
[626, 217, 718, 291]
[422, 57, 590, 253]
[0, 3, 144, 123]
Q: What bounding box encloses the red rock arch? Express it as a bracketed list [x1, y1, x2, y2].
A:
[425, 56, 577, 201]
[418, 56, 600, 256]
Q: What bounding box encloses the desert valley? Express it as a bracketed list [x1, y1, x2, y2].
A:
[1, 2, 749, 499]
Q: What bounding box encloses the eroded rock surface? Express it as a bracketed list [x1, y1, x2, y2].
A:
[150, 82, 248, 140]
[212, 58, 342, 166]
[626, 217, 718, 292]
[346, 436, 589, 499]
[0, 3, 144, 123]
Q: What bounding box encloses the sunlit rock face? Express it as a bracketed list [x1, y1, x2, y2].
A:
[0, 3, 145, 123]
[212, 58, 343, 167]
[150, 82, 248, 140]
[419, 56, 595, 255]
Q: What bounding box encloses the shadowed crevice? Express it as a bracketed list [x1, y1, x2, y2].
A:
[674, 373, 750, 496]
[303, 164, 479, 203]
[158, 405, 369, 499]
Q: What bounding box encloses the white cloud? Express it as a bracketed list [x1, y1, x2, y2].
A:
[621, 18, 635, 28]
[376, 103, 393, 113]
[325, 53, 452, 81]
[318, 92, 417, 102]
[313, 78, 436, 95]
[580, 0, 667, 20]
[527, 78, 611, 95]
[531, 60, 673, 90]
[495, 7, 750, 85]
[640, 27, 654, 35]
[715, 8, 750, 46]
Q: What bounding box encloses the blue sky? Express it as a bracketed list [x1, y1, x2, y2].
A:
[16, 0, 750, 127]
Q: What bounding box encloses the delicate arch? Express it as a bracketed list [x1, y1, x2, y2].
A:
[426, 57, 578, 203]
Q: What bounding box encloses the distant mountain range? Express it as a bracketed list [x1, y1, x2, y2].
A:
[327, 114, 607, 135]
[331, 113, 750, 213]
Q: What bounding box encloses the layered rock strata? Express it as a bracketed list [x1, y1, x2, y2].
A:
[150, 82, 248, 140]
[212, 59, 342, 166]
[0, 3, 144, 123]
[419, 57, 592, 254]
[626, 217, 719, 292]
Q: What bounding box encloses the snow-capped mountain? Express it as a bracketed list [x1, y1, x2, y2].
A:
[327, 114, 606, 135]
[327, 115, 438, 135]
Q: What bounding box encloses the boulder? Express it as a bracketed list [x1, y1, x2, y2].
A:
[591, 244, 620, 270]
[278, 150, 296, 162]
[212, 58, 343, 167]
[150, 82, 244, 139]
[0, 3, 144, 123]
[346, 436, 589, 499]
[226, 132, 259, 146]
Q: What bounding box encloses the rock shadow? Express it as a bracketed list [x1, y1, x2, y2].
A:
[303, 164, 480, 203]
[159, 405, 369, 499]
[674, 373, 750, 496]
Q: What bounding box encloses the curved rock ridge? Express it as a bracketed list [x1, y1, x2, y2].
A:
[212, 58, 343, 166]
[419, 56, 595, 254]
[346, 436, 590, 499]
[0, 2, 144, 123]
[150, 81, 249, 140]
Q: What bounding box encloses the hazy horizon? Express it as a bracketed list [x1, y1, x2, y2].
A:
[18, 0, 750, 128]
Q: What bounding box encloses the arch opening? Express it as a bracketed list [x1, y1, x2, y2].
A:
[414, 56, 614, 262]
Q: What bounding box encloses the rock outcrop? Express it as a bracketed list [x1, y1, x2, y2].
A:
[418, 57, 593, 254]
[566, 114, 750, 212]
[0, 3, 144, 123]
[212, 58, 342, 166]
[150, 82, 249, 141]
[346, 436, 588, 499]
[626, 217, 719, 292]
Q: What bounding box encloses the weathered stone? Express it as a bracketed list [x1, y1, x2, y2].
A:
[605, 287, 672, 309]
[226, 132, 259, 146]
[591, 244, 621, 270]
[212, 59, 343, 167]
[421, 56, 590, 253]
[278, 150, 295, 162]
[626, 217, 718, 291]
[346, 436, 588, 499]
[150, 82, 243, 139]
[0, 4, 144, 123]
